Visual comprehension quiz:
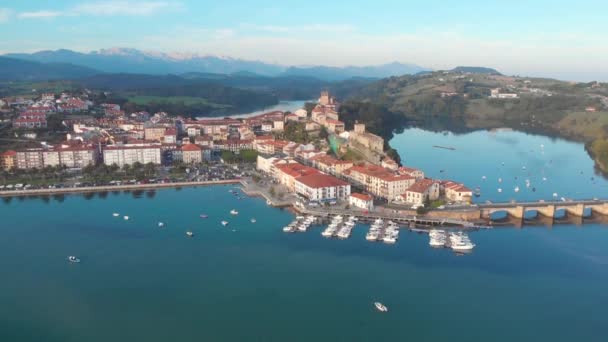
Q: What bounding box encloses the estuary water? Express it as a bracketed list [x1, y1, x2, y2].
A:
[1, 129, 607, 341]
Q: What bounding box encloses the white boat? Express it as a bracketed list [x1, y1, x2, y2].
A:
[498, 178, 502, 183]
[296, 216, 305, 220]
[186, 231, 194, 237]
[251, 218, 256, 223]
[297, 225, 308, 232]
[67, 256, 80, 263]
[283, 225, 295, 233]
[158, 222, 164, 227]
[230, 209, 239, 215]
[374, 302, 388, 312]
[112, 213, 120, 217]
[123, 216, 129, 220]
[514, 186, 520, 193]
[449, 232, 475, 251]
[429, 230, 447, 247]
[366, 229, 379, 241]
[221, 221, 229, 226]
[321, 228, 335, 237]
[383, 233, 397, 244]
[497, 188, 502, 193]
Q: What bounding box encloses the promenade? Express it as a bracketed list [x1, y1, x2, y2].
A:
[0, 179, 241, 197]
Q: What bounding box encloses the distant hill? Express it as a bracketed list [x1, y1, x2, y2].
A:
[0, 56, 100, 81]
[282, 62, 430, 81]
[451, 66, 501, 75]
[3, 48, 429, 81]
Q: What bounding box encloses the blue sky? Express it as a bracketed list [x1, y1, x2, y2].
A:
[1, 0, 607, 80]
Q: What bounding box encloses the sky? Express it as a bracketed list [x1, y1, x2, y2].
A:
[1, 0, 607, 81]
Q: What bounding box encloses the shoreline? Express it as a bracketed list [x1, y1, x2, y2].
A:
[0, 179, 242, 197]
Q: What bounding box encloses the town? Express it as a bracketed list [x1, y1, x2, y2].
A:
[0, 90, 473, 213]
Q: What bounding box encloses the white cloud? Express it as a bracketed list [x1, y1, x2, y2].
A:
[242, 23, 356, 34]
[18, 10, 63, 19]
[0, 8, 12, 23]
[73, 1, 179, 16]
[17, 1, 181, 19]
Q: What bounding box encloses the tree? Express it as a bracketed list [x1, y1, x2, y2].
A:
[144, 162, 156, 177]
[319, 126, 329, 139]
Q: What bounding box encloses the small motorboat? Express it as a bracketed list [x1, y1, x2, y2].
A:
[112, 213, 120, 217]
[251, 218, 256, 223]
[186, 231, 194, 237]
[230, 209, 239, 215]
[200, 214, 208, 219]
[497, 188, 503, 193]
[123, 216, 129, 220]
[158, 222, 164, 227]
[514, 186, 520, 193]
[221, 221, 229, 226]
[498, 178, 502, 183]
[67, 256, 80, 263]
[374, 302, 388, 312]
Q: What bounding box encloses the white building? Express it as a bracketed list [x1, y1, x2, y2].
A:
[349, 192, 374, 211]
[294, 174, 351, 203]
[103, 144, 162, 167]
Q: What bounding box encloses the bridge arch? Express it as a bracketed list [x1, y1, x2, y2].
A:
[489, 210, 509, 221]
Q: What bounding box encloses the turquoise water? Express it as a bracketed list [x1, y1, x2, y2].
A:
[390, 128, 608, 202]
[1, 129, 608, 341]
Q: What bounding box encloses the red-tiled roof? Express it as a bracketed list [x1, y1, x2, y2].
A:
[296, 174, 349, 188]
[345, 164, 413, 182]
[406, 179, 438, 193]
[350, 192, 372, 201]
[1, 150, 17, 157]
[276, 163, 319, 178]
[182, 144, 202, 152]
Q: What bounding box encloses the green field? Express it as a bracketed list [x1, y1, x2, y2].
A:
[127, 95, 229, 108]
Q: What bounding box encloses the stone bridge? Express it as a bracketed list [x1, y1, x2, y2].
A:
[479, 200, 608, 222]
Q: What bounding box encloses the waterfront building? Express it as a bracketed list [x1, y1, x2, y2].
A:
[349, 192, 374, 211]
[182, 144, 204, 164]
[398, 178, 441, 206]
[294, 174, 351, 202]
[309, 154, 353, 176]
[103, 143, 162, 167]
[398, 166, 425, 179]
[15, 149, 44, 169]
[343, 164, 415, 201]
[275, 162, 320, 192]
[441, 180, 473, 204]
[0, 150, 17, 170]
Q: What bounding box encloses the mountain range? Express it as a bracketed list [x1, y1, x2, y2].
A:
[2, 48, 429, 81]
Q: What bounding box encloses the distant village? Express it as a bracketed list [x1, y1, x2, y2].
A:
[0, 90, 472, 209]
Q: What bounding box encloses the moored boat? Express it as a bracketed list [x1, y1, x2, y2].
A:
[374, 302, 388, 312]
[67, 256, 80, 263]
